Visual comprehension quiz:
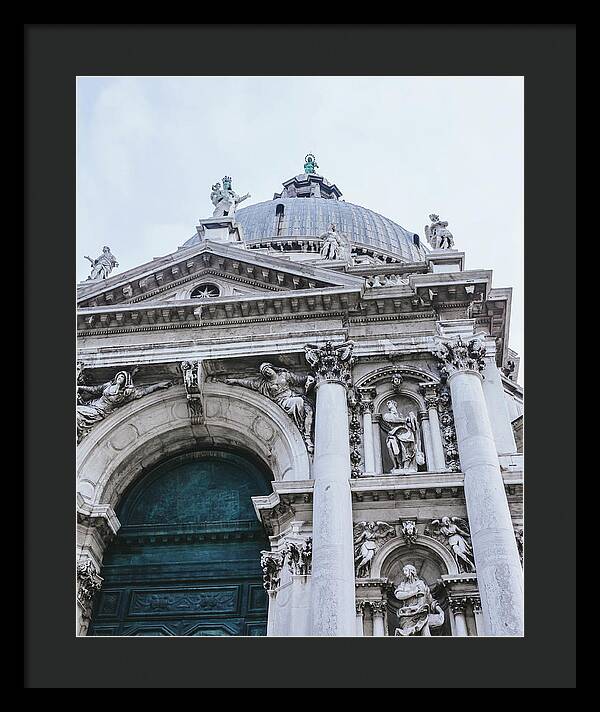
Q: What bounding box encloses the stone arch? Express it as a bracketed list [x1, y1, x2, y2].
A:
[77, 382, 310, 509]
[354, 364, 440, 392]
[371, 535, 458, 579]
[374, 387, 425, 414]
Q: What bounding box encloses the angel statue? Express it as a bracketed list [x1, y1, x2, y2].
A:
[84, 246, 119, 281]
[215, 363, 315, 453]
[430, 516, 476, 573]
[381, 400, 425, 473]
[354, 521, 395, 578]
[76, 370, 172, 443]
[210, 175, 250, 218]
[424, 214, 454, 250]
[393, 564, 445, 636]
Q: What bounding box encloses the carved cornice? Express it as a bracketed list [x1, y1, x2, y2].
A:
[304, 340, 355, 388]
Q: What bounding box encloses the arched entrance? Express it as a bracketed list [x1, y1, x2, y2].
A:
[88, 449, 272, 636]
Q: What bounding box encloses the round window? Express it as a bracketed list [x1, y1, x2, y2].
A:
[190, 283, 220, 299]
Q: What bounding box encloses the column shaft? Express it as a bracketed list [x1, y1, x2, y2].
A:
[448, 369, 524, 636]
[310, 381, 356, 636]
[362, 411, 376, 474]
[419, 413, 435, 472]
[428, 406, 446, 471]
[482, 356, 517, 454]
[372, 607, 386, 637]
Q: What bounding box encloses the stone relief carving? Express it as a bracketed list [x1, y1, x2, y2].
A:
[216, 363, 315, 453]
[319, 223, 352, 263]
[180, 360, 204, 424]
[434, 336, 486, 379]
[84, 246, 119, 281]
[391, 372, 404, 394]
[210, 176, 250, 217]
[76, 559, 104, 616]
[304, 340, 355, 387]
[260, 550, 285, 592]
[400, 519, 418, 546]
[429, 516, 476, 573]
[285, 538, 313, 576]
[366, 274, 410, 288]
[392, 564, 445, 636]
[76, 370, 172, 443]
[353, 521, 395, 578]
[437, 388, 461, 472]
[347, 389, 363, 478]
[380, 400, 425, 473]
[424, 214, 454, 250]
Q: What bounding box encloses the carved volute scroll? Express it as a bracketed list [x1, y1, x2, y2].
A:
[304, 340, 355, 388]
[434, 335, 486, 379]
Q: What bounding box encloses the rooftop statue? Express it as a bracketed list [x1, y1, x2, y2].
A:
[210, 176, 250, 218]
[304, 153, 318, 174]
[84, 246, 119, 281]
[424, 214, 455, 250]
[319, 223, 352, 263]
[393, 564, 445, 636]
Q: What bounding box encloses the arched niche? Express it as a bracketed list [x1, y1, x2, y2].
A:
[376, 389, 427, 474]
[373, 536, 457, 637]
[77, 382, 310, 509]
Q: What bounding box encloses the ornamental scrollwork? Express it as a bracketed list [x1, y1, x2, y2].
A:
[284, 538, 313, 576]
[76, 559, 103, 616]
[400, 519, 418, 546]
[180, 360, 204, 424]
[304, 340, 355, 388]
[434, 335, 486, 379]
[260, 550, 285, 592]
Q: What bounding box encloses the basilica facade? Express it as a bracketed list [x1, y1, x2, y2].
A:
[76, 158, 524, 637]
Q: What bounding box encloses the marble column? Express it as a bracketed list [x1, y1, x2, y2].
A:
[420, 384, 446, 471]
[418, 411, 435, 472]
[304, 340, 357, 636]
[372, 414, 383, 474]
[355, 601, 366, 636]
[450, 598, 469, 637]
[436, 335, 524, 636]
[481, 342, 517, 455]
[359, 390, 376, 474]
[371, 601, 387, 637]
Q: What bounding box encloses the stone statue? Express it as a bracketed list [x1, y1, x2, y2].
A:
[84, 246, 119, 281]
[430, 516, 476, 573]
[210, 176, 250, 217]
[304, 153, 318, 174]
[393, 564, 445, 636]
[217, 363, 315, 453]
[76, 370, 172, 443]
[353, 521, 395, 578]
[319, 223, 352, 262]
[424, 214, 454, 250]
[381, 400, 425, 473]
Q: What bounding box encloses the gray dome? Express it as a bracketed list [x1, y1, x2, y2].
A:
[235, 197, 425, 262]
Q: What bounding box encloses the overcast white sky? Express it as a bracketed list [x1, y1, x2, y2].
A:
[77, 76, 523, 381]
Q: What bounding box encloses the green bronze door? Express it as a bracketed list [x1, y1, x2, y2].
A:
[88, 450, 271, 636]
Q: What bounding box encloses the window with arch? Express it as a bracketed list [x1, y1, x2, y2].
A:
[190, 283, 220, 299]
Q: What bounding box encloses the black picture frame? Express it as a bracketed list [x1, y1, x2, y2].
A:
[24, 24, 576, 689]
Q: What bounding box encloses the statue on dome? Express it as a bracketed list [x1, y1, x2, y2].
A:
[215, 363, 316, 453]
[76, 370, 172, 443]
[304, 153, 319, 174]
[393, 564, 445, 636]
[424, 214, 455, 250]
[210, 176, 250, 218]
[319, 223, 353, 263]
[84, 246, 119, 281]
[381, 400, 425, 473]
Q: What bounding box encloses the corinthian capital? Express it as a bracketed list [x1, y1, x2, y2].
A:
[76, 558, 103, 616]
[304, 340, 355, 387]
[434, 335, 486, 378]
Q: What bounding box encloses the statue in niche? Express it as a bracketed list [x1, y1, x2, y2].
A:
[319, 223, 352, 262]
[430, 516, 476, 573]
[216, 363, 315, 453]
[353, 521, 395, 578]
[424, 214, 454, 250]
[84, 246, 119, 281]
[393, 564, 445, 636]
[210, 176, 250, 217]
[76, 370, 172, 443]
[381, 400, 425, 473]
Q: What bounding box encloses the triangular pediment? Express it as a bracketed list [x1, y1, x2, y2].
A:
[77, 241, 363, 309]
